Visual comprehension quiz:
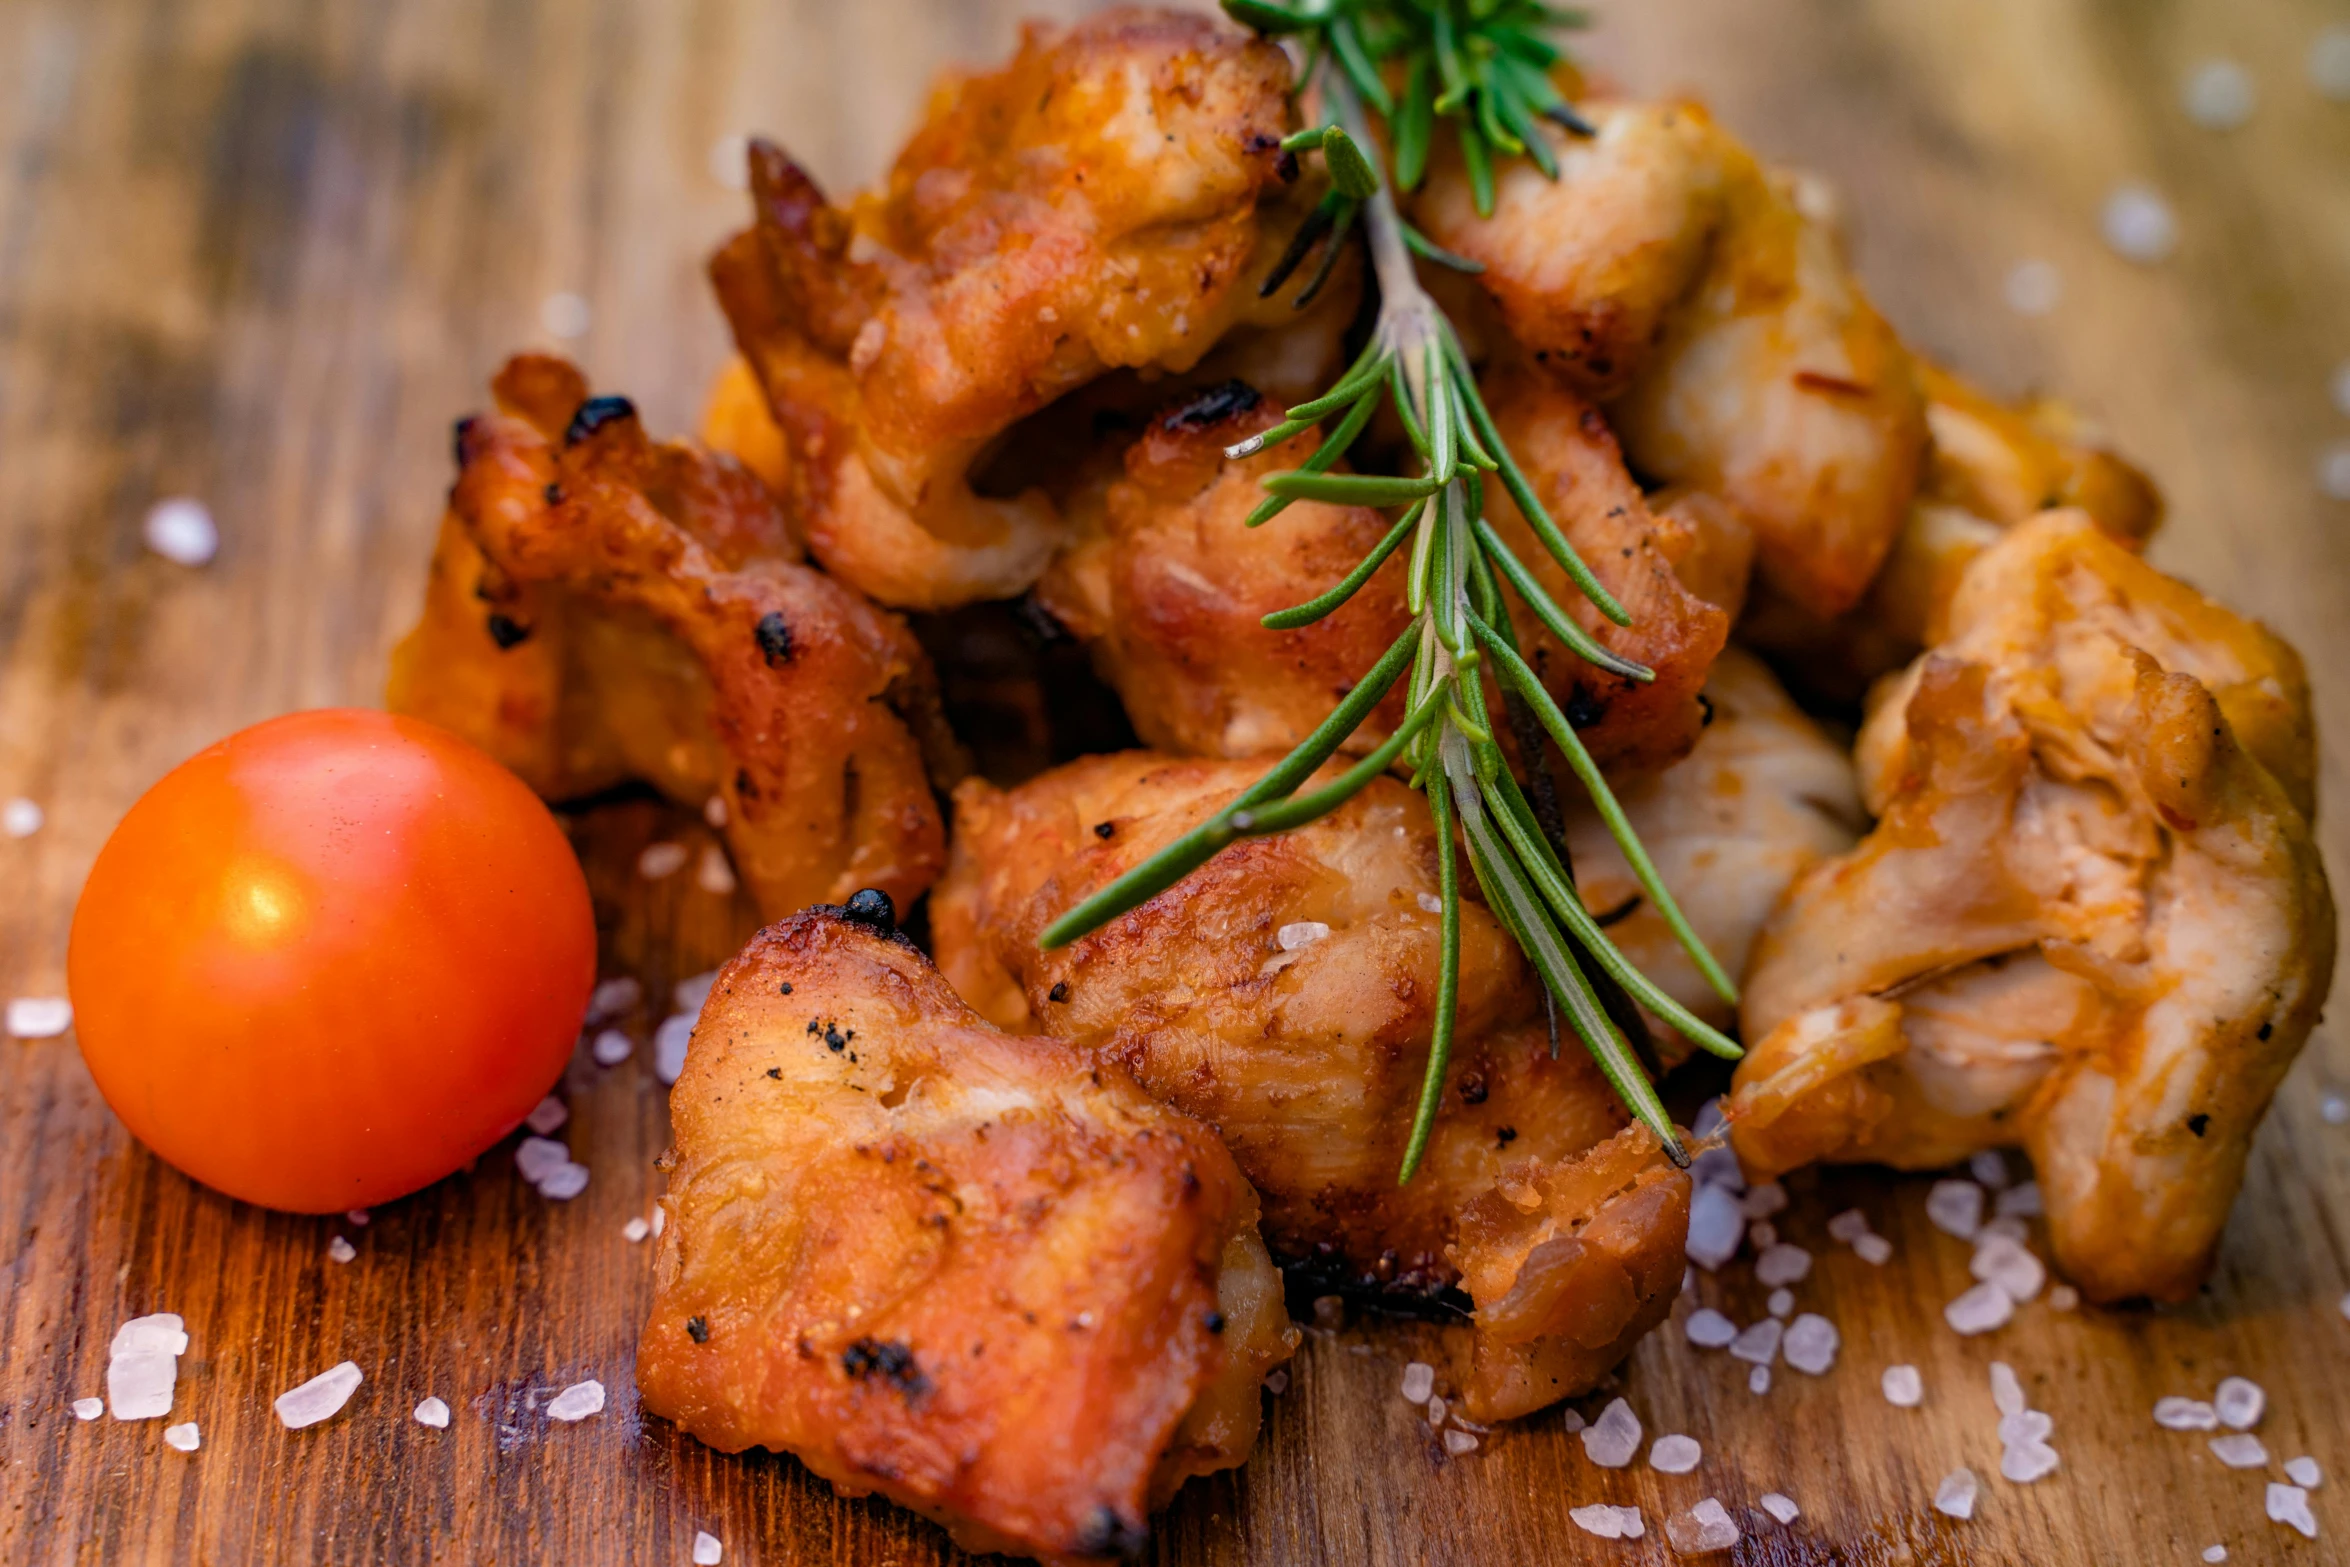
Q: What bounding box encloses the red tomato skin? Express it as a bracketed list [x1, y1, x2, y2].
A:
[68, 709, 596, 1212]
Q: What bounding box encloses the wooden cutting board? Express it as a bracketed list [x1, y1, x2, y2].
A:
[3, 1, 2347, 1562]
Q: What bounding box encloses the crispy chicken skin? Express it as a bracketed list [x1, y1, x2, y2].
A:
[1412, 102, 1926, 620]
[710, 9, 1305, 610]
[1037, 380, 1412, 760]
[638, 903, 1295, 1565]
[1730, 513, 2333, 1301]
[932, 753, 1690, 1421]
[387, 355, 950, 918]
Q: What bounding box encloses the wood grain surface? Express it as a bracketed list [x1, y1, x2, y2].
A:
[4, 1, 2349, 1563]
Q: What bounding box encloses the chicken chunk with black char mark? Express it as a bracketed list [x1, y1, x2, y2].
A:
[638, 900, 1295, 1566]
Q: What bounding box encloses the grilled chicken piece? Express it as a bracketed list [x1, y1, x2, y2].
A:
[1730, 512, 2332, 1301]
[639, 901, 1294, 1565]
[709, 9, 1310, 610]
[1564, 647, 1862, 1050]
[1412, 101, 1926, 620]
[931, 753, 1690, 1421]
[387, 354, 952, 918]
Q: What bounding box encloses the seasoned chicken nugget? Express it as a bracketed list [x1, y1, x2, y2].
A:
[387, 354, 952, 918]
[1730, 512, 2332, 1301]
[637, 899, 1294, 1566]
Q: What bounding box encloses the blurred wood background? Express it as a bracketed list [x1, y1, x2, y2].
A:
[3, 1, 2349, 1563]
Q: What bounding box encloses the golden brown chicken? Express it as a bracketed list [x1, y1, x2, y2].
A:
[387, 354, 953, 918]
[931, 752, 1689, 1421]
[709, 9, 1313, 610]
[1729, 512, 2332, 1302]
[1412, 101, 1926, 620]
[639, 899, 1295, 1565]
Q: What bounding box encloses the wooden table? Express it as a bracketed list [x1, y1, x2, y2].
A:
[4, 1, 2347, 1562]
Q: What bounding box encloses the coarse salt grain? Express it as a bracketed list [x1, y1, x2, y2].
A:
[327, 1235, 356, 1264]
[1442, 1429, 1478, 1456]
[1276, 921, 1331, 951]
[112, 1315, 189, 1358]
[2000, 1409, 2054, 1447]
[1991, 1362, 2025, 1417]
[1616, 1506, 1645, 1538]
[2267, 1482, 2318, 1539]
[592, 1029, 633, 1066]
[1581, 1397, 1641, 1468]
[1651, 1433, 1702, 1473]
[1976, 1215, 2029, 1246]
[1729, 1317, 1783, 1366]
[164, 1421, 200, 1453]
[540, 291, 591, 339]
[586, 976, 642, 1023]
[1416, 892, 1443, 914]
[2156, 1397, 2217, 1431]
[538, 1161, 591, 1201]
[2287, 1456, 2322, 1488]
[275, 1361, 364, 1429]
[346, 1209, 370, 1226]
[693, 1530, 726, 1564]
[1767, 1289, 1794, 1320]
[1425, 1394, 1446, 1427]
[525, 1096, 568, 1135]
[1853, 1233, 1893, 1266]
[1748, 1364, 1771, 1395]
[1755, 1244, 1812, 1288]
[1945, 1281, 2015, 1336]
[1826, 1208, 1871, 1244]
[416, 1396, 451, 1428]
[1934, 1467, 1978, 1520]
[2004, 259, 2062, 317]
[1760, 1492, 1799, 1524]
[2210, 1433, 2268, 1469]
[108, 1348, 179, 1420]
[1968, 1149, 2010, 1189]
[1400, 1362, 1435, 1404]
[651, 1205, 665, 1237]
[1665, 1498, 1739, 1556]
[695, 845, 737, 896]
[2324, 1094, 2350, 1125]
[1685, 1308, 1738, 1348]
[2, 798, 41, 837]
[1686, 1182, 1745, 1271]
[1748, 1221, 1778, 1251]
[2182, 59, 2258, 129]
[655, 1015, 695, 1084]
[548, 1379, 605, 1421]
[143, 498, 219, 566]
[637, 842, 689, 880]
[71, 1397, 102, 1421]
[2214, 1376, 2265, 1430]
[624, 1217, 651, 1243]
[1995, 1181, 2042, 1218]
[2102, 184, 2178, 264]
[1783, 1314, 1839, 1375]
[1690, 1144, 1744, 1191]
[515, 1137, 570, 1184]
[1571, 1504, 1627, 1540]
[703, 795, 729, 828]
[2047, 1284, 2079, 1311]
[1740, 1181, 1788, 1219]
[1926, 1179, 1984, 1238]
[2204, 1547, 2227, 1563]
[1971, 1235, 2046, 1303]
[2312, 25, 2350, 100]
[1264, 1368, 1288, 1395]
[2002, 1438, 2060, 1483]
[1883, 1365, 1924, 1408]
[7, 997, 72, 1039]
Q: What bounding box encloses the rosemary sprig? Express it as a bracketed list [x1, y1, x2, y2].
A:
[1040, 0, 1736, 1177]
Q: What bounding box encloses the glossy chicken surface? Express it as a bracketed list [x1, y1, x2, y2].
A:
[1412, 101, 1926, 620]
[709, 9, 1306, 610]
[1730, 512, 2332, 1301]
[638, 903, 1295, 1565]
[932, 753, 1690, 1421]
[387, 354, 953, 918]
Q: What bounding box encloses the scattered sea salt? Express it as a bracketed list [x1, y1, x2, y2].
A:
[1571, 1504, 1629, 1540]
[1264, 1368, 1288, 1395]
[1853, 1233, 1893, 1266]
[515, 1137, 570, 1184]
[1945, 1281, 2015, 1336]
[1665, 1498, 1739, 1556]
[1755, 1244, 1812, 1288]
[1934, 1467, 1978, 1520]
[1976, 1215, 2030, 1247]
[540, 291, 592, 340]
[2316, 25, 2350, 99]
[2323, 443, 2350, 502]
[592, 1029, 633, 1066]
[2204, 1547, 2227, 1563]
[2102, 184, 2179, 264]
[1442, 1429, 1479, 1456]
[637, 842, 689, 880]
[695, 845, 737, 896]
[2325, 1094, 2350, 1125]
[1651, 1434, 1702, 1474]
[2214, 1376, 2265, 1430]
[2210, 1434, 2268, 1469]
[1617, 1506, 1645, 1539]
[346, 1209, 370, 1226]
[538, 1161, 591, 1201]
[327, 1235, 356, 1264]
[1971, 1235, 2046, 1302]
[693, 1530, 726, 1564]
[2, 798, 41, 837]
[143, 498, 219, 566]
[2047, 1284, 2078, 1311]
[1760, 1493, 1800, 1525]
[1991, 1363, 2025, 1417]
[6, 997, 72, 1039]
[2268, 1482, 2318, 1539]
[548, 1379, 606, 1422]
[2182, 59, 2258, 129]
[1690, 1145, 1744, 1191]
[1826, 1209, 1871, 1244]
[1740, 1181, 1788, 1219]
[1995, 1181, 2042, 1218]
[1883, 1365, 1924, 1407]
[704, 795, 729, 828]
[1783, 1314, 1840, 1375]
[71, 1398, 102, 1421]
[2156, 1397, 2217, 1431]
[1686, 1183, 1746, 1271]
[1581, 1397, 1641, 1468]
[1685, 1308, 1738, 1349]
[623, 1217, 651, 1243]
[2002, 1438, 2060, 1483]
[1276, 921, 1331, 951]
[2004, 259, 2062, 317]
[108, 1310, 186, 1421]
[164, 1421, 200, 1453]
[415, 1397, 450, 1428]
[1729, 1318, 1784, 1366]
[112, 1315, 189, 1358]
[1748, 1364, 1771, 1395]
[2287, 1456, 2322, 1488]
[525, 1096, 568, 1135]
[651, 1205, 665, 1237]
[1400, 1362, 1434, 1404]
[655, 1015, 695, 1085]
[1767, 1289, 1794, 1319]
[275, 1361, 364, 1429]
[1416, 892, 1443, 914]
[586, 976, 642, 1023]
[1425, 1394, 1447, 1427]
[1926, 1179, 1984, 1238]
[1968, 1150, 2010, 1189]
[2000, 1409, 2054, 1447]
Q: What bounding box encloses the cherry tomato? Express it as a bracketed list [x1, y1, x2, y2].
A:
[69, 709, 596, 1212]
